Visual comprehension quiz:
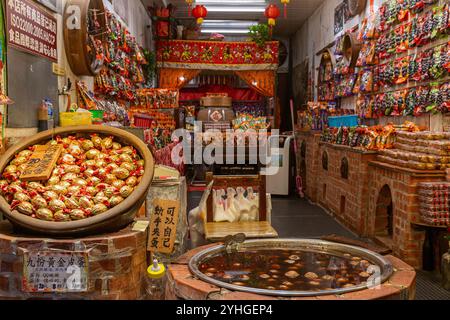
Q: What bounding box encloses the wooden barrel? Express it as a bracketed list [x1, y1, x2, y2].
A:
[63, 0, 106, 76]
[342, 33, 362, 69]
[0, 126, 155, 237]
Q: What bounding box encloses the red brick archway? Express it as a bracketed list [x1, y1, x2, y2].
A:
[375, 185, 394, 238]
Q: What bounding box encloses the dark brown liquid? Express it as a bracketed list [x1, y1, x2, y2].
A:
[198, 249, 375, 292]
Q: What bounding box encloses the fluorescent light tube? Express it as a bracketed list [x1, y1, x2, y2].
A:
[200, 29, 250, 34]
[205, 6, 266, 12]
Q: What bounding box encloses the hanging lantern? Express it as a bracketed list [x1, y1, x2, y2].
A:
[185, 0, 194, 16]
[192, 5, 208, 25]
[265, 4, 280, 27]
[281, 0, 289, 18]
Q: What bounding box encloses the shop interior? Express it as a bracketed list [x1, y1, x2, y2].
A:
[0, 0, 449, 300]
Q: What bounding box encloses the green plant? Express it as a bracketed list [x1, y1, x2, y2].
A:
[143, 49, 156, 85]
[248, 23, 271, 47]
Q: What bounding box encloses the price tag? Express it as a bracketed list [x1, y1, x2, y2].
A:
[132, 220, 150, 232]
[22, 251, 89, 293]
[20, 145, 63, 182]
[148, 199, 180, 254]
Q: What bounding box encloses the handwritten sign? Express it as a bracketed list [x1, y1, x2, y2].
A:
[148, 199, 180, 254]
[20, 144, 62, 181]
[22, 251, 89, 293]
[6, 0, 58, 62]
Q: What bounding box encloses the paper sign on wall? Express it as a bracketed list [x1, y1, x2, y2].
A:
[22, 251, 89, 293]
[148, 199, 179, 254]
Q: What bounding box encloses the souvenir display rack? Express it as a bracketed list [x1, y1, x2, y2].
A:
[317, 50, 335, 102]
[354, 1, 450, 119]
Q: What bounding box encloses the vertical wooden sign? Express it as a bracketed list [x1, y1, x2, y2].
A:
[148, 199, 180, 254]
[20, 144, 63, 181]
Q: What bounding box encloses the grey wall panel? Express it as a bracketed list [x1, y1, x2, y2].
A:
[6, 47, 59, 128]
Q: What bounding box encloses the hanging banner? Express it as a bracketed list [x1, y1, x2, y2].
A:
[156, 40, 279, 71]
[5, 0, 57, 62]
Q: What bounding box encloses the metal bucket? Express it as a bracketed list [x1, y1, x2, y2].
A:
[189, 239, 394, 297]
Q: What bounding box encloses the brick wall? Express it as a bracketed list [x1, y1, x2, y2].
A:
[296, 131, 321, 202]
[315, 143, 377, 236]
[0, 222, 148, 300]
[367, 162, 445, 269]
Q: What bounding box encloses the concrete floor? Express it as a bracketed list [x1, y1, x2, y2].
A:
[188, 192, 450, 300]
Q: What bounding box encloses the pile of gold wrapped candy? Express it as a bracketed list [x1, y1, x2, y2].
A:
[0, 135, 145, 222]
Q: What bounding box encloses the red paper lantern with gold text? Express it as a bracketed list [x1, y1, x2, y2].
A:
[265, 4, 280, 27]
[192, 5, 208, 25]
[281, 0, 289, 18]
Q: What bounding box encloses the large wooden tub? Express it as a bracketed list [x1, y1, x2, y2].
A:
[0, 126, 154, 237]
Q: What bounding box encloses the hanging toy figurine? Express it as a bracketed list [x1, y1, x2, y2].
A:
[185, 0, 194, 16]
[281, 0, 289, 18]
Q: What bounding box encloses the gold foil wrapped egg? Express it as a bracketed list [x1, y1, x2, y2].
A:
[32, 196, 48, 209]
[86, 149, 100, 160]
[120, 146, 134, 155]
[64, 165, 81, 174]
[136, 160, 144, 168]
[81, 140, 94, 151]
[120, 162, 136, 172]
[70, 209, 86, 221]
[43, 191, 59, 201]
[111, 180, 126, 189]
[36, 208, 54, 221]
[73, 178, 88, 187]
[62, 173, 78, 182]
[67, 185, 81, 196]
[119, 154, 133, 164]
[78, 196, 94, 209]
[120, 186, 133, 198]
[17, 202, 34, 216]
[112, 142, 121, 150]
[110, 196, 124, 207]
[104, 186, 117, 198]
[61, 154, 76, 165]
[4, 165, 18, 175]
[92, 204, 108, 216]
[104, 174, 116, 185]
[49, 199, 66, 212]
[11, 156, 28, 166]
[64, 197, 79, 210]
[126, 176, 138, 187]
[14, 192, 31, 202]
[107, 163, 119, 171]
[68, 144, 83, 157]
[27, 182, 45, 191]
[91, 135, 103, 149]
[87, 176, 101, 186]
[51, 184, 69, 196]
[85, 186, 98, 196]
[102, 137, 114, 149]
[83, 168, 96, 178]
[54, 211, 71, 222]
[18, 150, 33, 158]
[84, 160, 97, 167]
[93, 194, 109, 205]
[47, 175, 60, 186]
[60, 181, 71, 189]
[113, 168, 130, 180]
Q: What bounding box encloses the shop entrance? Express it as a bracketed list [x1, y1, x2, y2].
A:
[375, 185, 394, 240]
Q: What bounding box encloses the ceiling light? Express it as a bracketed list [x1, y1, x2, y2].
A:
[200, 28, 250, 34]
[202, 20, 258, 28]
[205, 6, 266, 13]
[196, 0, 267, 4]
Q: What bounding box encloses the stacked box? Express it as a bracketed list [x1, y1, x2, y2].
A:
[418, 182, 450, 226]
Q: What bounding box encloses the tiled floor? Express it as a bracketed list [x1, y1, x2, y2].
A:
[188, 192, 450, 300]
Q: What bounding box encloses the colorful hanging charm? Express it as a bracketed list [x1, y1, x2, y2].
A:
[265, 4, 280, 29]
[185, 0, 194, 16]
[281, 0, 289, 18]
[192, 5, 208, 25]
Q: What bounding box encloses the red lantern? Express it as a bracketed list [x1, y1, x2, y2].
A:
[265, 4, 280, 27]
[192, 5, 208, 25]
[186, 0, 194, 16]
[281, 0, 289, 18]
